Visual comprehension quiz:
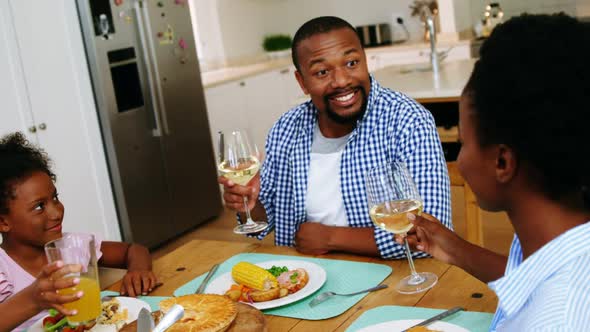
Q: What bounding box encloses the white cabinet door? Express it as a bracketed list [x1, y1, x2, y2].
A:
[246, 70, 286, 152]
[1, 0, 120, 241]
[277, 66, 308, 110]
[205, 69, 297, 157]
[0, 1, 37, 143]
[204, 80, 247, 159]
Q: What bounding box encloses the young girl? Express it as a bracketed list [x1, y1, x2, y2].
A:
[0, 132, 158, 331]
[398, 14, 590, 331]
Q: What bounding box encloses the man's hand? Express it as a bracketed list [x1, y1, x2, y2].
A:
[294, 223, 331, 255]
[218, 173, 260, 212]
[395, 213, 463, 265]
[120, 270, 159, 297]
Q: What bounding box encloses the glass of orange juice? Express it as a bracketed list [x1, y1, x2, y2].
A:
[44, 233, 101, 326]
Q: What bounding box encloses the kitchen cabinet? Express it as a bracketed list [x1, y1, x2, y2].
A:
[204, 66, 306, 156]
[0, 0, 119, 240]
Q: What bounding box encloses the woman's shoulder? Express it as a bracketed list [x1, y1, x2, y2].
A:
[528, 252, 590, 318]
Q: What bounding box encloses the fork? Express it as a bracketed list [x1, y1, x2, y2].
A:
[308, 284, 388, 307]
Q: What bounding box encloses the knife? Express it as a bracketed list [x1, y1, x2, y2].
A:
[137, 307, 153, 332]
[154, 304, 184, 332]
[195, 263, 220, 294]
[402, 306, 464, 332]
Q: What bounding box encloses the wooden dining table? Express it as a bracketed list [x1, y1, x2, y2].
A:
[106, 239, 498, 331]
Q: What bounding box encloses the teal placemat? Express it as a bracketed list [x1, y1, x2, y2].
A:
[346, 305, 493, 332]
[174, 253, 392, 320]
[100, 290, 170, 312]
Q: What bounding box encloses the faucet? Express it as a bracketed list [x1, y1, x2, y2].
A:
[421, 6, 439, 75]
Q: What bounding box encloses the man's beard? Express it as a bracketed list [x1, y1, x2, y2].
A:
[323, 87, 368, 124]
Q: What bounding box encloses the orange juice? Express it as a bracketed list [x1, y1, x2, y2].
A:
[58, 277, 101, 324]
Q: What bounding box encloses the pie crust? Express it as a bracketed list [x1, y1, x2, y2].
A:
[159, 294, 238, 332]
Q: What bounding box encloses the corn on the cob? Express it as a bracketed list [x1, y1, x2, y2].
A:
[232, 262, 278, 291]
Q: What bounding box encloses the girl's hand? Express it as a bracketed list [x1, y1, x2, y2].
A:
[29, 261, 84, 316]
[120, 270, 158, 297]
[395, 213, 464, 265]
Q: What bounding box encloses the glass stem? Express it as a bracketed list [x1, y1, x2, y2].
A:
[242, 196, 255, 225]
[404, 237, 422, 280]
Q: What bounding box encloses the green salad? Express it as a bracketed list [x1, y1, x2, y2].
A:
[42, 309, 85, 332]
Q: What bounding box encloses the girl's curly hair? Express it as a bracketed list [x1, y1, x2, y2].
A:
[0, 132, 55, 214]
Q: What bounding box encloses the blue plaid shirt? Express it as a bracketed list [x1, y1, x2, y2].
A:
[255, 76, 451, 259]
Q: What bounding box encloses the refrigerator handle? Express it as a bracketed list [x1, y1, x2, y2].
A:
[133, 0, 169, 136]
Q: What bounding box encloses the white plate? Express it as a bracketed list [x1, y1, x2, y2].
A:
[357, 319, 470, 332]
[29, 297, 150, 332]
[205, 260, 327, 310]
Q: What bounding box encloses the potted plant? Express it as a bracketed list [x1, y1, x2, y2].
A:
[262, 34, 292, 59]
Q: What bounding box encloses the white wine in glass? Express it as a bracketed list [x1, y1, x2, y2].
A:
[369, 199, 423, 234]
[218, 129, 269, 234]
[218, 156, 261, 186]
[366, 161, 438, 294]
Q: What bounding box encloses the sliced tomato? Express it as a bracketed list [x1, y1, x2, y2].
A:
[42, 316, 60, 328]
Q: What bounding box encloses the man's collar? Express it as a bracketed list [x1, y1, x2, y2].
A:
[488, 222, 590, 318]
[354, 74, 380, 123]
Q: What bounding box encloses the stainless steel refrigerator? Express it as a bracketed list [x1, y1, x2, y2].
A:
[76, 0, 221, 248]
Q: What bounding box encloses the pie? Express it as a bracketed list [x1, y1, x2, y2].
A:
[159, 294, 238, 332]
[226, 303, 267, 332]
[120, 302, 266, 332]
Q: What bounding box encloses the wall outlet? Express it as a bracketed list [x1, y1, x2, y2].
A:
[390, 12, 405, 26]
[390, 12, 410, 42]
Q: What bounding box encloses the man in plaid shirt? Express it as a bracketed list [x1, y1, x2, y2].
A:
[220, 16, 451, 259]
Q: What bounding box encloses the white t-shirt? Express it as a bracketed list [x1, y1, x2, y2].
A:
[305, 123, 351, 227]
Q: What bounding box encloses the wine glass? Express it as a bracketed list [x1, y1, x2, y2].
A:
[217, 129, 269, 234]
[366, 161, 438, 294]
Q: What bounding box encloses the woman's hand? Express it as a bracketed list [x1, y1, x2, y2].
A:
[120, 269, 159, 297]
[28, 261, 84, 316]
[395, 213, 464, 265]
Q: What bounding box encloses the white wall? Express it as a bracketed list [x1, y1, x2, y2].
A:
[193, 0, 428, 65]
[190, 0, 226, 69]
[578, 1, 590, 16]
[192, 0, 589, 67]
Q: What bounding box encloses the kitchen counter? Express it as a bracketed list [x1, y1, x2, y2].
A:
[201, 57, 292, 89]
[364, 38, 471, 55]
[200, 39, 473, 89]
[373, 58, 476, 101]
